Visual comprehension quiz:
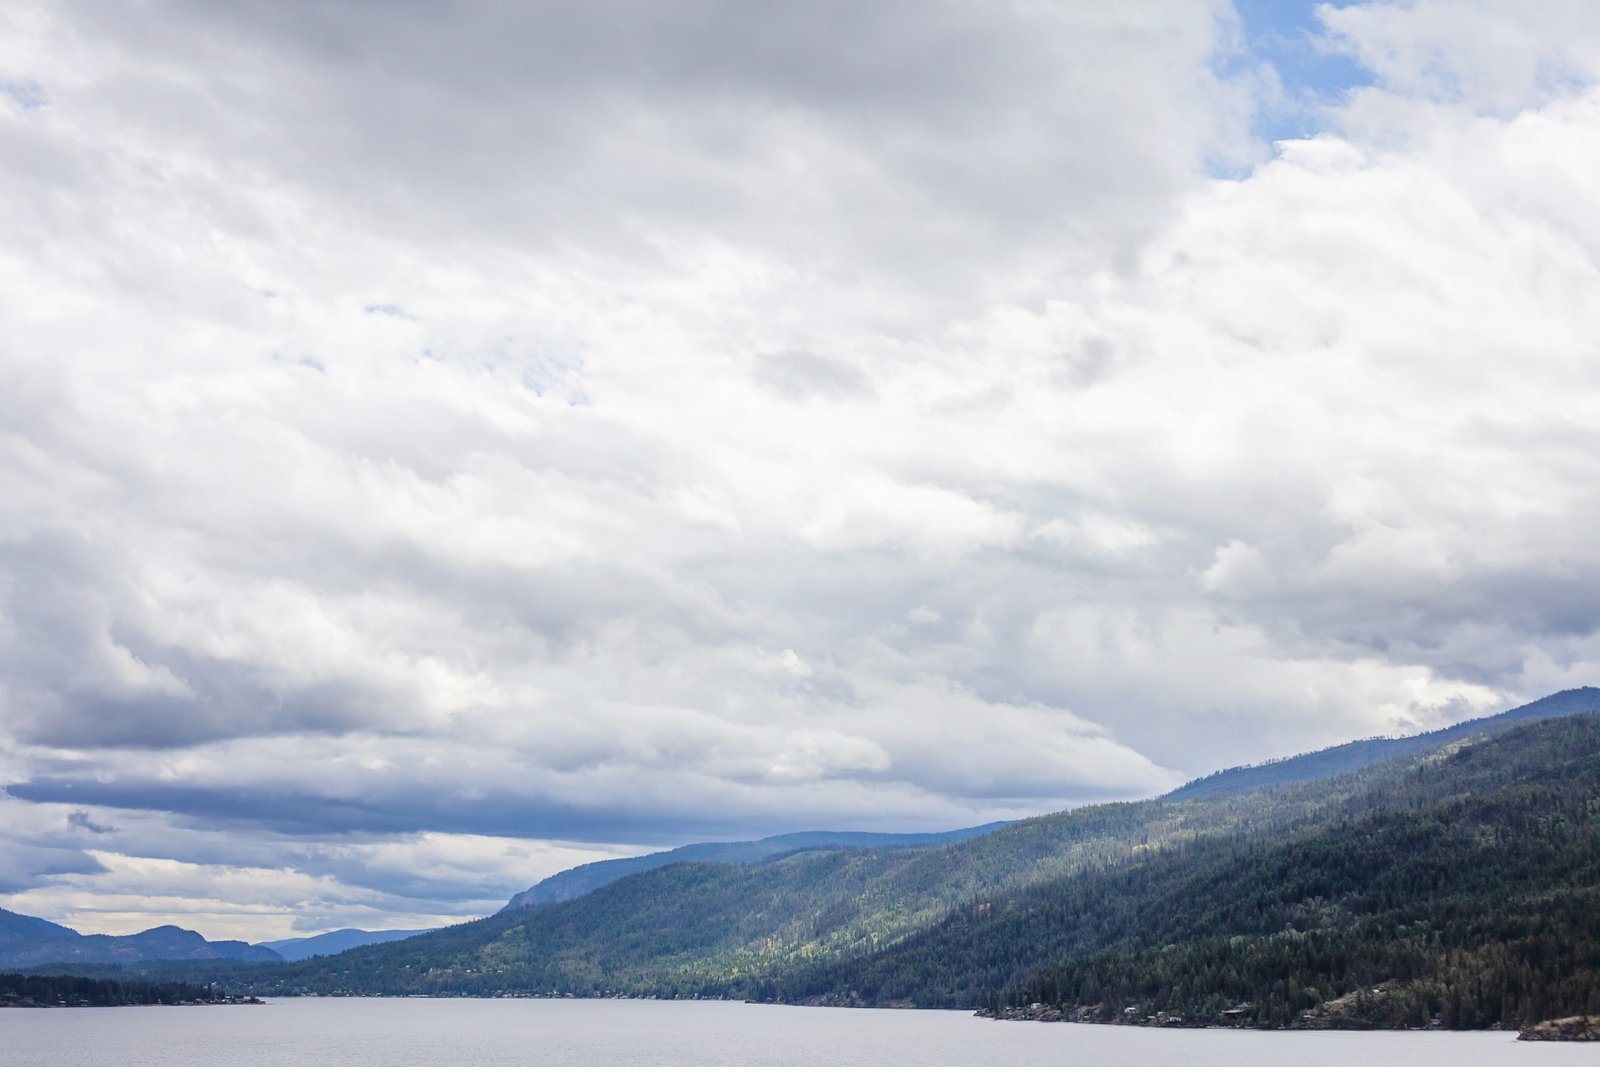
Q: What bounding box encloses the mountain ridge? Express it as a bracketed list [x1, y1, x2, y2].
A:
[1165, 687, 1600, 801]
[0, 908, 282, 969]
[258, 928, 434, 961]
[502, 824, 1010, 911]
[772, 710, 1600, 1028]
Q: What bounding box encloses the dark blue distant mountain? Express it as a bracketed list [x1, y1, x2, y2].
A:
[501, 824, 1009, 911]
[258, 927, 434, 960]
[1164, 686, 1600, 801]
[0, 907, 79, 950]
[0, 907, 282, 968]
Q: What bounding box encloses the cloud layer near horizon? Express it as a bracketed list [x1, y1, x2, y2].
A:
[3, 0, 1600, 938]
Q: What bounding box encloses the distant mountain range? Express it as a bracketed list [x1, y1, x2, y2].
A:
[0, 908, 438, 968]
[502, 824, 1009, 910]
[0, 909, 282, 969]
[258, 928, 434, 961]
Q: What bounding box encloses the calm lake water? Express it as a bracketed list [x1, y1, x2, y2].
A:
[0, 998, 1588, 1066]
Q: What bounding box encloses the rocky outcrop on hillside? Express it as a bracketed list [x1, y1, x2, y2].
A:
[1519, 1016, 1600, 1041]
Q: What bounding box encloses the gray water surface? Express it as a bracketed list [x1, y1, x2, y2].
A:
[0, 997, 1585, 1066]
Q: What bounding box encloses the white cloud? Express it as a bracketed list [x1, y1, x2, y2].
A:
[2, 0, 1599, 933]
[1321, 0, 1600, 114]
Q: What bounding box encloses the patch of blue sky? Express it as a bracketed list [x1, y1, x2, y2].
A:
[2, 80, 48, 109]
[1226, 0, 1374, 144]
[364, 303, 414, 319]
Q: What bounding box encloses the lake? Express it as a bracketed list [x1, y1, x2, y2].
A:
[1, 998, 1588, 1066]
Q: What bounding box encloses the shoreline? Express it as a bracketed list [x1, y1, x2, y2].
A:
[177, 989, 1586, 1037]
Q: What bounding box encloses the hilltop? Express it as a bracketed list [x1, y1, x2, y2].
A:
[502, 824, 1007, 911]
[0, 910, 281, 970]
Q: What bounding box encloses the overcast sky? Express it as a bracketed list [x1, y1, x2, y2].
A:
[2, 0, 1599, 941]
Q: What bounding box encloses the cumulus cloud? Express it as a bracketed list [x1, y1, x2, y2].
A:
[2, 0, 1599, 936]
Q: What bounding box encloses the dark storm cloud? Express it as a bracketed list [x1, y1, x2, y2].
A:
[0, 835, 109, 895]
[7, 776, 918, 845]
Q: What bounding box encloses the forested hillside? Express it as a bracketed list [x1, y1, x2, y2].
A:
[502, 824, 1006, 910]
[24, 695, 1600, 1031]
[1167, 686, 1600, 800]
[771, 713, 1600, 1028]
[219, 797, 1246, 996]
